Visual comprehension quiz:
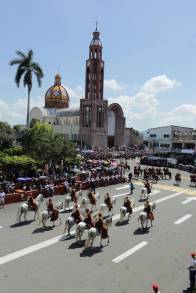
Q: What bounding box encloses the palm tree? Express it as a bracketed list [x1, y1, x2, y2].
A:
[10, 50, 44, 127]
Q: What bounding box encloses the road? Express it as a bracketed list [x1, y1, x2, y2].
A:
[0, 165, 195, 293]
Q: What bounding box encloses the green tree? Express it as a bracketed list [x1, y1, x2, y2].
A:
[10, 50, 44, 127]
[0, 121, 15, 151]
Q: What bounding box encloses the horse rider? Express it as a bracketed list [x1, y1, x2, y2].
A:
[104, 193, 113, 211]
[27, 194, 37, 211]
[71, 205, 82, 224]
[70, 188, 77, 203]
[175, 172, 181, 183]
[123, 196, 133, 218]
[144, 200, 154, 221]
[144, 180, 151, 194]
[87, 190, 96, 206]
[95, 212, 104, 234]
[47, 198, 58, 221]
[84, 209, 95, 229]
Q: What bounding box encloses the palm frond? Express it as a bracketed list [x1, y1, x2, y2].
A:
[15, 66, 26, 87]
[15, 50, 26, 59]
[10, 58, 22, 66]
[28, 50, 33, 62]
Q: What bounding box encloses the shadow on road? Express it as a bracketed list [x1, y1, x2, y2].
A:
[68, 240, 86, 249]
[133, 227, 150, 235]
[59, 234, 75, 241]
[115, 220, 129, 226]
[32, 226, 54, 233]
[80, 246, 103, 257]
[10, 220, 34, 228]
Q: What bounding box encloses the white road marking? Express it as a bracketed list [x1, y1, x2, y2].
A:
[112, 241, 148, 263]
[113, 190, 160, 199]
[116, 185, 129, 190]
[174, 214, 192, 225]
[0, 190, 184, 266]
[0, 226, 2, 229]
[181, 197, 196, 204]
[112, 191, 183, 221]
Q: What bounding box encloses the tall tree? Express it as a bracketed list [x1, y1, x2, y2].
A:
[10, 50, 44, 127]
[0, 121, 15, 151]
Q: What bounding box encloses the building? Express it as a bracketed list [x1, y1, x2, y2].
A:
[142, 125, 196, 151]
[30, 27, 141, 148]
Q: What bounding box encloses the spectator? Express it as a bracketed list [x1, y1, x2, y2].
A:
[0, 188, 5, 208]
[187, 252, 196, 291]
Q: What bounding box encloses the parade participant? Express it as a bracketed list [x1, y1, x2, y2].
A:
[0, 189, 5, 209]
[47, 198, 58, 221]
[70, 188, 77, 203]
[104, 193, 113, 211]
[129, 181, 135, 195]
[27, 194, 37, 211]
[84, 209, 95, 229]
[144, 200, 154, 221]
[144, 180, 151, 194]
[152, 283, 161, 293]
[95, 212, 104, 234]
[71, 205, 82, 224]
[187, 252, 196, 291]
[128, 171, 133, 181]
[123, 196, 133, 218]
[87, 189, 96, 206]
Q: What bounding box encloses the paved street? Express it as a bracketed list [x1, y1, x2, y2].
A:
[0, 165, 195, 293]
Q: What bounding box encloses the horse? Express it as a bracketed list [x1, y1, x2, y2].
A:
[99, 197, 116, 216]
[63, 216, 75, 236]
[175, 174, 181, 186]
[119, 199, 135, 223]
[140, 187, 148, 201]
[75, 221, 86, 241]
[38, 204, 62, 228]
[138, 202, 156, 229]
[16, 193, 44, 223]
[84, 217, 112, 249]
[190, 175, 196, 187]
[80, 192, 100, 211]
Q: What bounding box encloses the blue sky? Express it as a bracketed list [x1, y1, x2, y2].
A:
[1, 0, 196, 130]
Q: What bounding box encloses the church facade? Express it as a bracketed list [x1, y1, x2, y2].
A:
[30, 28, 141, 148]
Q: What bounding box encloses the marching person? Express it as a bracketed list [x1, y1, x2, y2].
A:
[95, 212, 104, 234]
[187, 252, 196, 291]
[144, 200, 154, 221]
[129, 181, 135, 195]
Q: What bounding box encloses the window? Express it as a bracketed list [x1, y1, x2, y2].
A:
[150, 134, 156, 138]
[96, 106, 103, 127]
[163, 134, 170, 138]
[84, 106, 91, 127]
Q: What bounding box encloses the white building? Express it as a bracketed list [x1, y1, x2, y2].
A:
[143, 125, 194, 151]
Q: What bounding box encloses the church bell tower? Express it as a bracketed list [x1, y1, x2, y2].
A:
[80, 26, 108, 148]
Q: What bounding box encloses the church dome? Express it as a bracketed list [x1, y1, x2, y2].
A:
[45, 74, 69, 109]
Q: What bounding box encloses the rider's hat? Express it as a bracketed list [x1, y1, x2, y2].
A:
[191, 252, 196, 257]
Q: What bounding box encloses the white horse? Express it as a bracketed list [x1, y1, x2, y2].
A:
[38, 204, 62, 228]
[63, 216, 75, 236]
[84, 217, 112, 249]
[119, 199, 135, 223]
[99, 197, 116, 216]
[138, 202, 156, 229]
[140, 187, 148, 200]
[75, 221, 86, 241]
[16, 193, 44, 223]
[80, 192, 100, 211]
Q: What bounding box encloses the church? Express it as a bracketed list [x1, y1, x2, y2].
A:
[30, 28, 142, 148]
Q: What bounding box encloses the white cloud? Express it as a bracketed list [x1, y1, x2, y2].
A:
[141, 75, 180, 94]
[104, 79, 125, 91]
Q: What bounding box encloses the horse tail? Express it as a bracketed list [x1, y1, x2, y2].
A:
[75, 225, 79, 240]
[16, 206, 21, 223]
[64, 220, 68, 234]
